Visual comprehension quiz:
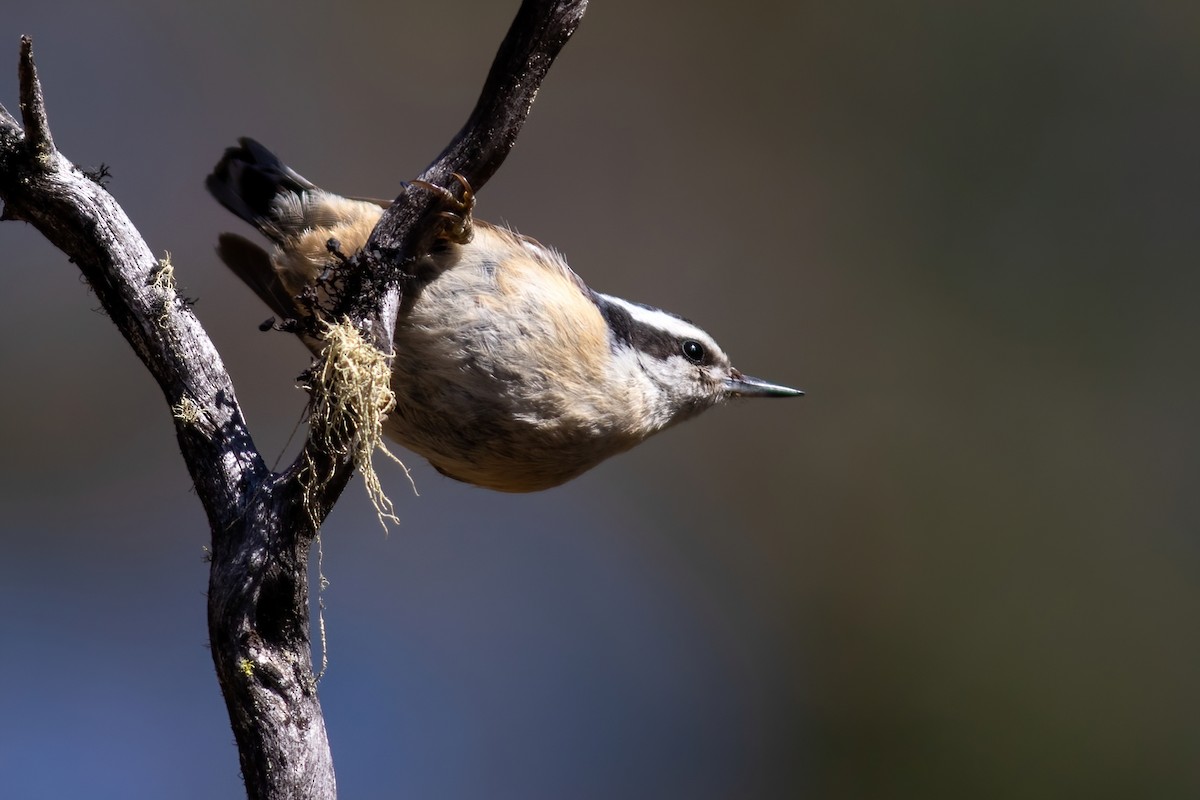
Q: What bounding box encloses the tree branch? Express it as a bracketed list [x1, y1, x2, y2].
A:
[0, 36, 266, 527]
[0, 2, 587, 798]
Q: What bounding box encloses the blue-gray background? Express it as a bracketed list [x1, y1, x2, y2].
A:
[2, 1, 1198, 798]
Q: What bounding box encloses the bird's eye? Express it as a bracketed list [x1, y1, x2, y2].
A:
[681, 339, 706, 365]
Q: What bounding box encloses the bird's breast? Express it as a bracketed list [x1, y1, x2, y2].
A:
[382, 227, 640, 491]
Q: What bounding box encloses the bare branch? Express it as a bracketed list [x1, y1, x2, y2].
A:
[0, 1, 589, 796]
[365, 0, 588, 264]
[17, 35, 53, 157]
[423, 0, 589, 190]
[0, 41, 266, 524]
[0, 36, 322, 800]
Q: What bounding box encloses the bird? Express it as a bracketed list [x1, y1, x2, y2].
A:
[206, 138, 802, 492]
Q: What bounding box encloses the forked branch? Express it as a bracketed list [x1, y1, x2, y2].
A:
[0, 1, 588, 798]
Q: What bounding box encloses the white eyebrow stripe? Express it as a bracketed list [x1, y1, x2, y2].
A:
[597, 293, 718, 348]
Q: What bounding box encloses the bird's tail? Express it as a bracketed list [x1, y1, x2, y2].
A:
[207, 138, 389, 325]
[206, 137, 318, 244]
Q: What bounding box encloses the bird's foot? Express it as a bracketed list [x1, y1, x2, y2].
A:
[411, 173, 475, 245]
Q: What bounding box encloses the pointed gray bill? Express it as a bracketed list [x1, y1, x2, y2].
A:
[725, 371, 805, 398]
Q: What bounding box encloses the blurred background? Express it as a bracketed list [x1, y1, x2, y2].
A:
[2, 1, 1199, 798]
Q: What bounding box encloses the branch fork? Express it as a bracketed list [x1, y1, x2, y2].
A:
[0, 3, 588, 798]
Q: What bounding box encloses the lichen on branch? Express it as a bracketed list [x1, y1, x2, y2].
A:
[301, 319, 408, 531]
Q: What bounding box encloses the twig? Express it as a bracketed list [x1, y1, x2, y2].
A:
[17, 35, 54, 158]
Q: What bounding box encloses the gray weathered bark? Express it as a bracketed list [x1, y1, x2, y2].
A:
[0, 2, 587, 797]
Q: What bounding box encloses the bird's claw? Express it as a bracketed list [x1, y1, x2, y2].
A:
[411, 173, 475, 245]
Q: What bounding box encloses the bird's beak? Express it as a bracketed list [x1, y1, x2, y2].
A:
[725, 369, 804, 398]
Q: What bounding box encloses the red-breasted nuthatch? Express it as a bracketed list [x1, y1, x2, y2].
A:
[207, 138, 802, 492]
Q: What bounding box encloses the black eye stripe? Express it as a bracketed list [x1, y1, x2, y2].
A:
[595, 295, 679, 361]
[593, 294, 717, 368]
